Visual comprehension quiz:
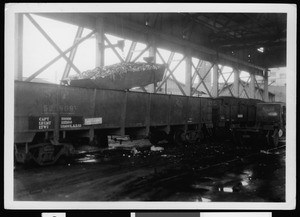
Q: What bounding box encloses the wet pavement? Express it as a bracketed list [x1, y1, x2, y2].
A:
[14, 140, 285, 202]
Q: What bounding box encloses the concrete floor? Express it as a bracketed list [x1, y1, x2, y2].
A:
[14, 140, 285, 202]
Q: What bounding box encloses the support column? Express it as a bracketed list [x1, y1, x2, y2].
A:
[263, 69, 269, 102]
[185, 52, 192, 96]
[249, 73, 255, 99]
[15, 13, 23, 81]
[148, 38, 156, 93]
[95, 17, 105, 67]
[211, 63, 219, 97]
[233, 68, 240, 98]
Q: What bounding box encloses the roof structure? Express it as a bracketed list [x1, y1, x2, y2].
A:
[36, 12, 287, 72]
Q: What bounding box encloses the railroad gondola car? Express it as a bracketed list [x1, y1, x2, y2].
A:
[14, 81, 214, 165]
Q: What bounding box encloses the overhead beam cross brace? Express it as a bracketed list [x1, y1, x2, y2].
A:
[103, 34, 124, 62]
[25, 30, 96, 82]
[156, 49, 186, 96]
[192, 63, 215, 95]
[253, 76, 264, 99]
[218, 70, 234, 95]
[62, 26, 84, 80]
[191, 61, 212, 97]
[239, 77, 250, 99]
[125, 41, 137, 62]
[25, 14, 82, 76]
[218, 65, 234, 97]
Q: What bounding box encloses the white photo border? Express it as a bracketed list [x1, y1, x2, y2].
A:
[4, 3, 297, 210]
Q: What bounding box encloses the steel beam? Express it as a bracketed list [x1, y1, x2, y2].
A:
[101, 14, 266, 72]
[62, 26, 83, 80]
[131, 44, 150, 63]
[218, 66, 234, 97]
[233, 68, 240, 97]
[95, 17, 105, 67]
[249, 73, 255, 99]
[156, 50, 174, 92]
[15, 13, 23, 81]
[104, 34, 124, 63]
[25, 14, 82, 76]
[125, 41, 137, 62]
[254, 76, 264, 100]
[35, 13, 266, 74]
[25, 30, 95, 82]
[191, 61, 212, 98]
[239, 79, 250, 99]
[160, 51, 175, 94]
[185, 52, 192, 96]
[191, 60, 203, 83]
[148, 37, 157, 93]
[263, 69, 269, 102]
[156, 50, 185, 94]
[219, 70, 234, 96]
[211, 64, 219, 97]
[192, 63, 214, 96]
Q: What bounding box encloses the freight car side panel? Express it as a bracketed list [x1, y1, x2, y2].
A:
[15, 82, 58, 133]
[169, 96, 188, 125]
[200, 98, 213, 126]
[212, 99, 221, 125]
[58, 86, 95, 117]
[238, 101, 248, 122]
[94, 90, 125, 128]
[125, 92, 148, 127]
[230, 101, 239, 123]
[221, 103, 230, 122]
[187, 97, 201, 124]
[150, 94, 169, 126]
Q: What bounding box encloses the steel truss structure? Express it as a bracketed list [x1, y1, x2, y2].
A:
[15, 13, 273, 101]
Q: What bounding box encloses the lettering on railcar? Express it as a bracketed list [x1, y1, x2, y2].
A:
[60, 116, 83, 129]
[43, 105, 78, 114]
[84, 117, 103, 125]
[28, 116, 54, 130]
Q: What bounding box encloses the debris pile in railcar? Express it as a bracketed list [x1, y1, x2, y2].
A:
[67, 62, 166, 90]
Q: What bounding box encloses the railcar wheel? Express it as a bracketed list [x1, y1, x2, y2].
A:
[30, 144, 56, 166]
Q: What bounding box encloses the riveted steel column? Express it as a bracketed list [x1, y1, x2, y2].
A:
[263, 69, 269, 102]
[148, 37, 156, 93]
[15, 13, 23, 81]
[211, 64, 219, 97]
[95, 17, 105, 67]
[185, 51, 192, 96]
[233, 68, 240, 97]
[249, 73, 255, 99]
